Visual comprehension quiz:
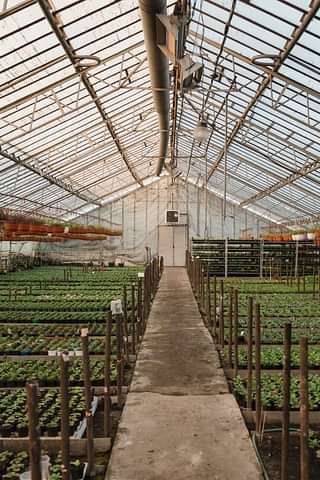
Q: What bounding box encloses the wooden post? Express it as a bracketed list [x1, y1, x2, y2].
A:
[300, 337, 309, 480]
[131, 284, 136, 355]
[198, 259, 201, 301]
[116, 314, 123, 407]
[295, 240, 299, 278]
[81, 329, 95, 476]
[104, 312, 112, 437]
[213, 276, 217, 338]
[259, 239, 264, 278]
[281, 323, 291, 480]
[143, 270, 147, 324]
[60, 354, 70, 480]
[233, 288, 239, 377]
[122, 285, 129, 363]
[313, 267, 316, 299]
[254, 303, 261, 440]
[194, 258, 199, 298]
[201, 267, 205, 312]
[160, 256, 164, 274]
[206, 268, 211, 328]
[247, 297, 253, 409]
[228, 287, 233, 367]
[26, 382, 41, 480]
[137, 278, 142, 343]
[219, 280, 224, 348]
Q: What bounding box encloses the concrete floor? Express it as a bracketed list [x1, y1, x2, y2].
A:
[106, 268, 262, 480]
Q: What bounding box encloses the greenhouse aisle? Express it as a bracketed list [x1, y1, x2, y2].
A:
[106, 268, 262, 480]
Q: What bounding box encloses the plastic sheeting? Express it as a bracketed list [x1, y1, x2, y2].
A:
[40, 177, 270, 264]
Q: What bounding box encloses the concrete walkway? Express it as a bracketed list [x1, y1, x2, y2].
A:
[106, 268, 262, 480]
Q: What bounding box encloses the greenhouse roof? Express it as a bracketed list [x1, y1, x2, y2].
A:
[0, 0, 319, 226]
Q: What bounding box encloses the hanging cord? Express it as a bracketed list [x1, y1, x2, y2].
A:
[185, 138, 195, 182]
[202, 0, 237, 114]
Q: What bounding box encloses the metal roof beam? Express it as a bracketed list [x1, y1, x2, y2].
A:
[240, 158, 320, 207]
[0, 40, 144, 115]
[38, 0, 143, 186]
[217, 146, 320, 201]
[190, 28, 320, 101]
[183, 88, 320, 168]
[0, 0, 36, 19]
[206, 0, 320, 181]
[175, 146, 314, 217]
[0, 147, 102, 206]
[280, 213, 320, 227]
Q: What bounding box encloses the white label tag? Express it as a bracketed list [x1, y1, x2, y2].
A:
[81, 327, 89, 337]
[138, 272, 145, 278]
[111, 299, 123, 314]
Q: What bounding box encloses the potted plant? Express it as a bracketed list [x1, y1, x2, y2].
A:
[307, 230, 316, 240]
[70, 459, 84, 479]
[291, 230, 307, 241]
[17, 422, 28, 437]
[1, 423, 13, 437]
[46, 421, 59, 436]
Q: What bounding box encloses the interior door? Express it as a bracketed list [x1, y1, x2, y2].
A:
[158, 225, 187, 267]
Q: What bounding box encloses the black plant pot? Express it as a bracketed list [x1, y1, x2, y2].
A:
[46, 425, 59, 436]
[1, 424, 13, 437]
[71, 463, 84, 480]
[17, 424, 28, 437]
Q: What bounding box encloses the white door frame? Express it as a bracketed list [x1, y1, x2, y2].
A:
[158, 224, 187, 267]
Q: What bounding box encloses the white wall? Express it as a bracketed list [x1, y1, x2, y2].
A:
[40, 177, 271, 264]
[0, 241, 36, 257]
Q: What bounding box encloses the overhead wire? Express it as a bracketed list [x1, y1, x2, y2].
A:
[202, 0, 237, 114]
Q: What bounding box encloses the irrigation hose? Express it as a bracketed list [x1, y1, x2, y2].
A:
[251, 427, 299, 480]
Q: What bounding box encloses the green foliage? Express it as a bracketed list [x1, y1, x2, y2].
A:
[233, 373, 320, 410]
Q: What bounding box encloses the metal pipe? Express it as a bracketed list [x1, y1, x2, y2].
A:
[139, 0, 170, 176]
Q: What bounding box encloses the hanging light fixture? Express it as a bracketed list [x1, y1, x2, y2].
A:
[193, 118, 210, 143]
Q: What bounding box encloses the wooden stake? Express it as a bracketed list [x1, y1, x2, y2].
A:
[219, 280, 224, 348]
[81, 329, 95, 476]
[234, 288, 239, 377]
[60, 354, 70, 480]
[26, 382, 41, 480]
[116, 314, 123, 407]
[122, 285, 129, 363]
[313, 267, 316, 299]
[131, 284, 136, 355]
[228, 287, 233, 367]
[206, 269, 211, 328]
[300, 337, 309, 480]
[281, 323, 291, 480]
[137, 278, 142, 342]
[213, 276, 217, 338]
[104, 311, 112, 437]
[254, 303, 261, 440]
[247, 297, 253, 409]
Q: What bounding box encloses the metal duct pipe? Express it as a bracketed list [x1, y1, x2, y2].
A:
[139, 0, 170, 176]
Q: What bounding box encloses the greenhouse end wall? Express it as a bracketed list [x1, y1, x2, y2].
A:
[39, 178, 271, 264]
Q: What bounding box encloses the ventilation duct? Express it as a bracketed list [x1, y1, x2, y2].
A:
[139, 0, 170, 176]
